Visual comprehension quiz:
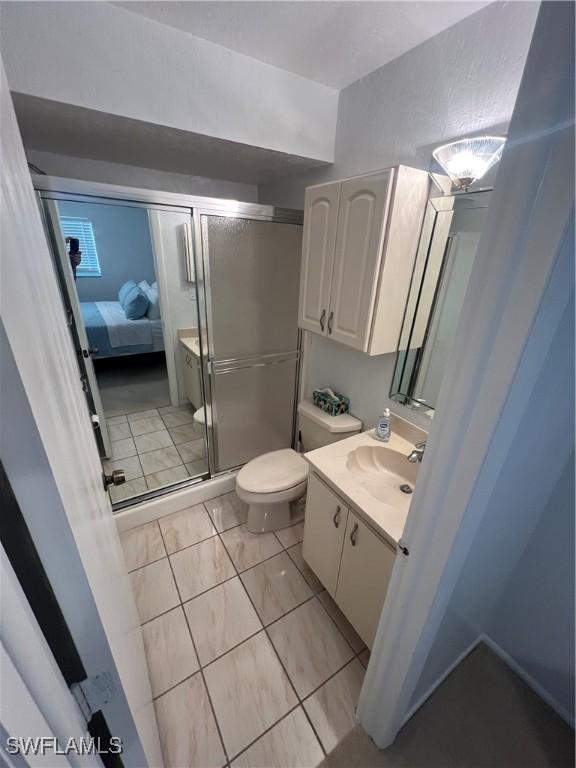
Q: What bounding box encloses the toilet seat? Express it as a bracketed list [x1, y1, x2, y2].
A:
[237, 449, 308, 494]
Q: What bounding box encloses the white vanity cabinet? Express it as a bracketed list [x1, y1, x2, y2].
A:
[303, 472, 396, 648]
[298, 165, 430, 355]
[179, 342, 203, 409]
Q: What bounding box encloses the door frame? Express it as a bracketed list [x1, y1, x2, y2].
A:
[357, 2, 574, 746]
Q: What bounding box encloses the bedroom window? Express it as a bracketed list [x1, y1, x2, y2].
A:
[59, 217, 102, 277]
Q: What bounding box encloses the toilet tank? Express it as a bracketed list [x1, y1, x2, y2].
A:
[297, 399, 363, 452]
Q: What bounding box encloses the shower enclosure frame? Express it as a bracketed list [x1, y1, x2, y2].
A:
[33, 174, 304, 509]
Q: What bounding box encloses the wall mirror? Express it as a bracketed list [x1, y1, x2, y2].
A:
[390, 188, 491, 417]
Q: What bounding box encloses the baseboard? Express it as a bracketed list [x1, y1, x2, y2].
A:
[114, 472, 237, 531]
[480, 633, 575, 728]
[401, 636, 483, 726]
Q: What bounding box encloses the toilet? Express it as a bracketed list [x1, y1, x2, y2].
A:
[237, 399, 362, 533]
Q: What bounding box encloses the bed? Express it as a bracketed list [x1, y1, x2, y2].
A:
[80, 301, 164, 358]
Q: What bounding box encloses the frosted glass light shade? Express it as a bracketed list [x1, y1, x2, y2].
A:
[432, 136, 506, 189]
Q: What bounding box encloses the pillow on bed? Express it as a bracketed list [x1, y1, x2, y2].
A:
[144, 283, 161, 320]
[122, 284, 149, 320]
[138, 280, 151, 293]
[118, 280, 137, 305]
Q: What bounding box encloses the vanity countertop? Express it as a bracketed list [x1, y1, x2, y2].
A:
[178, 330, 201, 358]
[304, 415, 427, 548]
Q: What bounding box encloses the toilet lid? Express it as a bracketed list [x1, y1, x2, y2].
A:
[237, 449, 308, 494]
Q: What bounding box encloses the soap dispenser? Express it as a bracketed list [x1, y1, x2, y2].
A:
[374, 408, 391, 442]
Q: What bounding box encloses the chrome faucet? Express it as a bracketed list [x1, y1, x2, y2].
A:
[407, 441, 427, 463]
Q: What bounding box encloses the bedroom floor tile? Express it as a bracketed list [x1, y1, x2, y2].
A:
[267, 598, 354, 698]
[145, 465, 189, 490]
[108, 422, 132, 441]
[142, 606, 199, 697]
[129, 415, 166, 437]
[204, 492, 248, 532]
[103, 455, 142, 482]
[120, 521, 165, 571]
[110, 437, 137, 460]
[159, 503, 217, 554]
[184, 577, 261, 666]
[203, 631, 298, 759]
[134, 429, 173, 454]
[139, 446, 183, 475]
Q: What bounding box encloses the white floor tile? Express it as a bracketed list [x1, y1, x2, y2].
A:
[220, 525, 283, 572]
[139, 446, 183, 475]
[155, 673, 226, 768]
[303, 658, 364, 754]
[142, 606, 199, 697]
[169, 422, 204, 445]
[146, 465, 189, 490]
[185, 459, 208, 476]
[161, 408, 194, 428]
[134, 429, 173, 454]
[171, 537, 235, 601]
[176, 438, 206, 464]
[204, 492, 248, 532]
[275, 522, 304, 549]
[108, 422, 131, 441]
[107, 414, 128, 426]
[129, 558, 179, 623]
[204, 632, 297, 759]
[240, 552, 313, 625]
[317, 591, 365, 654]
[287, 544, 324, 594]
[130, 416, 166, 437]
[120, 521, 165, 571]
[159, 504, 217, 554]
[231, 707, 324, 768]
[268, 598, 354, 698]
[110, 437, 137, 460]
[103, 455, 142, 482]
[127, 408, 160, 422]
[184, 577, 261, 665]
[109, 477, 147, 503]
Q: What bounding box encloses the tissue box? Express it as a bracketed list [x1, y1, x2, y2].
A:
[312, 388, 350, 416]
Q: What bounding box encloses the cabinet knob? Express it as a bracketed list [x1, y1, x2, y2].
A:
[319, 309, 326, 332]
[333, 506, 341, 528]
[350, 522, 359, 546]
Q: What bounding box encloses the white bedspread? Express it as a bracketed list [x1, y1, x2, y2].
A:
[96, 301, 152, 348]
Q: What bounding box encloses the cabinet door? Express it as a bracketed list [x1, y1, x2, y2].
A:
[335, 510, 395, 649]
[328, 171, 392, 351]
[302, 474, 348, 596]
[298, 182, 340, 336]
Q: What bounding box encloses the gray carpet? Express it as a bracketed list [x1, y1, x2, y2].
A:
[319, 643, 574, 768]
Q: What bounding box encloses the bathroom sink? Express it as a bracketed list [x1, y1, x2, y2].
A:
[346, 445, 419, 505]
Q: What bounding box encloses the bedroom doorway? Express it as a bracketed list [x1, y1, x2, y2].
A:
[39, 193, 209, 505]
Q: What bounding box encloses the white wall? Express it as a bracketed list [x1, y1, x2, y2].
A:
[260, 1, 538, 429]
[27, 149, 259, 202]
[0, 1, 337, 163]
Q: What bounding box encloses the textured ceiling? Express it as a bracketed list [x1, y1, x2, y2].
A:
[12, 93, 329, 184]
[115, 1, 490, 89]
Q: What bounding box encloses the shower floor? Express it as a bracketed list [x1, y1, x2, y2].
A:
[120, 490, 369, 767]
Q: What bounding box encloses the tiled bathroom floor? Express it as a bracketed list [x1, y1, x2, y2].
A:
[120, 491, 370, 768]
[105, 404, 207, 503]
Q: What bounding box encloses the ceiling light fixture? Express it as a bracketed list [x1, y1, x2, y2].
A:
[432, 136, 506, 190]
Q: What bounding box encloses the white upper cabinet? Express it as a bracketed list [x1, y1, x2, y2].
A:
[298, 165, 430, 355]
[299, 182, 340, 334]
